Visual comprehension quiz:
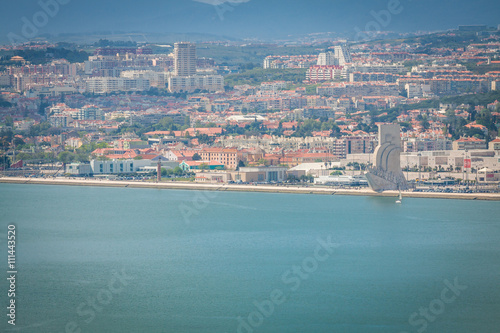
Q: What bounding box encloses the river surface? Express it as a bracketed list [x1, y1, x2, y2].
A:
[0, 183, 499, 333]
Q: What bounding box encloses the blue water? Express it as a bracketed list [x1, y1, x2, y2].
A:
[0, 183, 499, 333]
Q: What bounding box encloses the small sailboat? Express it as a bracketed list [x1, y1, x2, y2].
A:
[395, 189, 402, 204]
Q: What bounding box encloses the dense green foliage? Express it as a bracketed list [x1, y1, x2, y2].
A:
[375, 91, 500, 124]
[225, 68, 306, 88]
[93, 39, 137, 48]
[115, 116, 189, 137]
[197, 43, 325, 65]
[0, 47, 90, 65]
[366, 31, 483, 50]
[0, 96, 12, 107]
[441, 90, 500, 107]
[463, 62, 500, 75]
[28, 122, 59, 137]
[292, 119, 341, 138]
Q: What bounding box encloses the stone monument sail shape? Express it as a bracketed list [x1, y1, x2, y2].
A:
[365, 123, 409, 192]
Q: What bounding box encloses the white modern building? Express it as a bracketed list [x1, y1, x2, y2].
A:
[90, 159, 179, 174]
[121, 70, 171, 88]
[174, 42, 196, 77]
[316, 45, 352, 66]
[169, 42, 224, 93]
[168, 75, 224, 93]
[260, 81, 288, 92]
[90, 159, 152, 174]
[405, 83, 431, 98]
[85, 77, 150, 94]
[307, 66, 343, 81]
[342, 64, 406, 78]
[66, 163, 92, 176]
[317, 52, 336, 66]
[78, 105, 104, 120]
[334, 45, 352, 65]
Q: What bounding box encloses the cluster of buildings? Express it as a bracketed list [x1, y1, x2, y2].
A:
[47, 103, 105, 127]
[303, 43, 500, 100]
[57, 130, 500, 185]
[263, 54, 317, 69]
[1, 42, 223, 95]
[84, 42, 224, 94]
[167, 42, 224, 93]
[2, 33, 500, 184]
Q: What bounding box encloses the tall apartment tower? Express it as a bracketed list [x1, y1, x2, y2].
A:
[334, 44, 352, 65]
[174, 42, 196, 76]
[317, 52, 336, 66]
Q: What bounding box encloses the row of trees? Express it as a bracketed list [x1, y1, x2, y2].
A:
[291, 118, 341, 137]
[223, 118, 348, 138]
[286, 174, 314, 183]
[403, 165, 466, 173]
[115, 116, 191, 136]
[0, 47, 90, 65]
[443, 107, 498, 141]
[161, 166, 193, 178]
[224, 68, 307, 88]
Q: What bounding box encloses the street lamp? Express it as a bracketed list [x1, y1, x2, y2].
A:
[462, 150, 465, 186]
[465, 149, 469, 189]
[406, 152, 409, 180]
[475, 163, 479, 192]
[417, 153, 421, 186]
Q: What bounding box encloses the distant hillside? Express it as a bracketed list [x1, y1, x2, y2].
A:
[34, 32, 241, 45]
[0, 48, 90, 65]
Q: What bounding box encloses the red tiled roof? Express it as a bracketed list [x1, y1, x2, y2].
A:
[455, 137, 485, 142]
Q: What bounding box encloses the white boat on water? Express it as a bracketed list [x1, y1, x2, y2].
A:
[395, 190, 402, 204]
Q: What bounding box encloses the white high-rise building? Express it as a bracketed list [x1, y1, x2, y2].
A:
[169, 42, 224, 93]
[174, 42, 196, 76]
[316, 45, 352, 67]
[317, 52, 336, 66]
[334, 45, 352, 65]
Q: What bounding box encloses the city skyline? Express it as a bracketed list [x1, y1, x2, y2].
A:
[1, 3, 500, 333]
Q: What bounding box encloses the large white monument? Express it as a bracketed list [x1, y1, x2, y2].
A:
[365, 123, 409, 192]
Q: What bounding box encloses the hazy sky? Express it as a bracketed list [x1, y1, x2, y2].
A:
[2, 0, 499, 43]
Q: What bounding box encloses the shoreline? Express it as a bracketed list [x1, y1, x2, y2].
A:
[1, 177, 500, 201]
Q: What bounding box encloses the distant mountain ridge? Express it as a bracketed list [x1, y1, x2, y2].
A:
[1, 0, 499, 44]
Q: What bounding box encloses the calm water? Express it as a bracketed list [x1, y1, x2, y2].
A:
[0, 183, 499, 333]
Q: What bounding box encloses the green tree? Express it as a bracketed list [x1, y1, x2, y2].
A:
[28, 122, 52, 137]
[57, 151, 74, 164]
[475, 109, 496, 134]
[196, 134, 214, 145]
[97, 142, 110, 149]
[420, 116, 430, 132]
[173, 166, 184, 175]
[13, 137, 25, 147]
[153, 117, 178, 132]
[257, 158, 270, 166]
[0, 97, 12, 108]
[4, 116, 13, 127]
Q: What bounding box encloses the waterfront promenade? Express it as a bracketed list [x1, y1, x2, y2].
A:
[1, 177, 499, 201]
